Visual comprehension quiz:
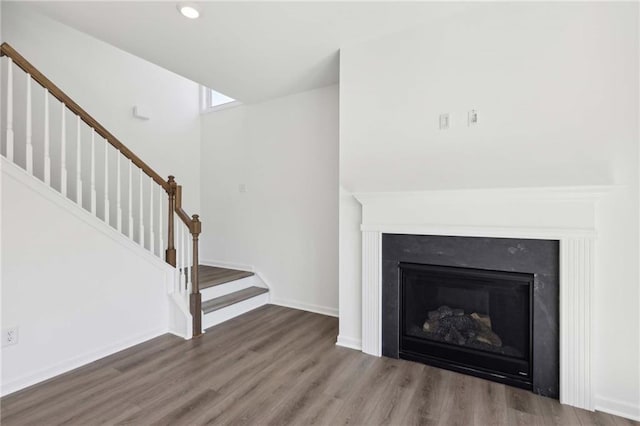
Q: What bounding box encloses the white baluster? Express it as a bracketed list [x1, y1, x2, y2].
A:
[90, 130, 96, 214]
[138, 168, 144, 247]
[104, 140, 110, 225]
[180, 223, 186, 291]
[172, 225, 177, 293]
[76, 116, 82, 207]
[60, 105, 67, 197]
[116, 153, 122, 232]
[128, 159, 134, 240]
[43, 91, 51, 185]
[158, 186, 164, 259]
[176, 221, 180, 292]
[173, 215, 184, 294]
[187, 225, 192, 294]
[183, 224, 188, 292]
[149, 177, 155, 256]
[5, 58, 14, 161]
[25, 75, 33, 174]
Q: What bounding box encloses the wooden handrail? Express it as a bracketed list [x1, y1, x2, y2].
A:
[0, 42, 170, 192]
[174, 185, 196, 232]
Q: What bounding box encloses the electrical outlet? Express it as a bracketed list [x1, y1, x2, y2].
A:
[2, 327, 18, 347]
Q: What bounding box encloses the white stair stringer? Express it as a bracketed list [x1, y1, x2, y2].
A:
[201, 273, 270, 330]
[168, 292, 193, 339]
[2, 157, 193, 340]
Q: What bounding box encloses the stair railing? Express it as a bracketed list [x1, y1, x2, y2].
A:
[0, 42, 203, 337]
[167, 177, 202, 336]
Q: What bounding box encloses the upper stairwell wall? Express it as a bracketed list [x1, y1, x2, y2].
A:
[200, 85, 339, 316]
[0, 2, 201, 215]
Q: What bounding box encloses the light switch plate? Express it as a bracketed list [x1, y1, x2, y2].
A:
[468, 110, 478, 126]
[439, 113, 450, 130]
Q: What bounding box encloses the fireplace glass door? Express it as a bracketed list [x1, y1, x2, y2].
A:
[399, 263, 533, 389]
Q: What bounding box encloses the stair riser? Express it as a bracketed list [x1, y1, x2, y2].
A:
[202, 293, 270, 330]
[200, 275, 261, 301]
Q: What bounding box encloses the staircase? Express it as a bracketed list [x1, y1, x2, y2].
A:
[0, 42, 269, 338]
[198, 266, 269, 329]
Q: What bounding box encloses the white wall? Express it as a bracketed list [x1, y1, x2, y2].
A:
[341, 2, 637, 192]
[1, 159, 173, 395]
[200, 85, 339, 316]
[337, 186, 361, 349]
[339, 2, 639, 419]
[1, 3, 201, 215]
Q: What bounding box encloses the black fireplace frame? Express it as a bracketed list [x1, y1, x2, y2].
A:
[382, 234, 560, 398]
[398, 262, 535, 390]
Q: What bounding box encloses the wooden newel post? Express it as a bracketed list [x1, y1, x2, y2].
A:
[165, 175, 177, 266]
[190, 214, 202, 337]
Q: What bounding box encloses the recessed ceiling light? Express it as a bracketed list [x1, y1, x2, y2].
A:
[177, 3, 200, 19]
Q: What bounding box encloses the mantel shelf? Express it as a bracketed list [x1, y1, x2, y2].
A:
[353, 185, 620, 205]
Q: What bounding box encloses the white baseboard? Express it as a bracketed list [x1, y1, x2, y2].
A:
[595, 395, 640, 421]
[0, 327, 167, 396]
[336, 335, 362, 351]
[199, 259, 254, 272]
[270, 298, 338, 317]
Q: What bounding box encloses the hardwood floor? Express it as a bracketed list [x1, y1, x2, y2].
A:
[1, 305, 637, 426]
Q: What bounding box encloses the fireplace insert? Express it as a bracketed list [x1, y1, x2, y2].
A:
[399, 262, 533, 389]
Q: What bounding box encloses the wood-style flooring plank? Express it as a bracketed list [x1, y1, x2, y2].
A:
[505, 385, 546, 426]
[201, 286, 268, 314]
[261, 346, 356, 425]
[437, 368, 476, 426]
[363, 359, 425, 426]
[401, 365, 448, 425]
[534, 390, 582, 425]
[1, 304, 638, 426]
[205, 316, 339, 425]
[470, 377, 509, 425]
[198, 265, 254, 289]
[329, 356, 401, 425]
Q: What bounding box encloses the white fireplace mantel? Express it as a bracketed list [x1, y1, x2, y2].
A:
[354, 186, 615, 412]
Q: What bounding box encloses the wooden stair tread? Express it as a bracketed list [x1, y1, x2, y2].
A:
[198, 265, 254, 290]
[202, 286, 269, 314]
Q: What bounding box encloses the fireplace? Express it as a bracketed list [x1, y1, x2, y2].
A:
[399, 262, 533, 389]
[381, 233, 559, 398]
[352, 188, 605, 410]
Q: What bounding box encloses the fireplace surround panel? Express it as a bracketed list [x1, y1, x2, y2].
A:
[382, 234, 559, 398]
